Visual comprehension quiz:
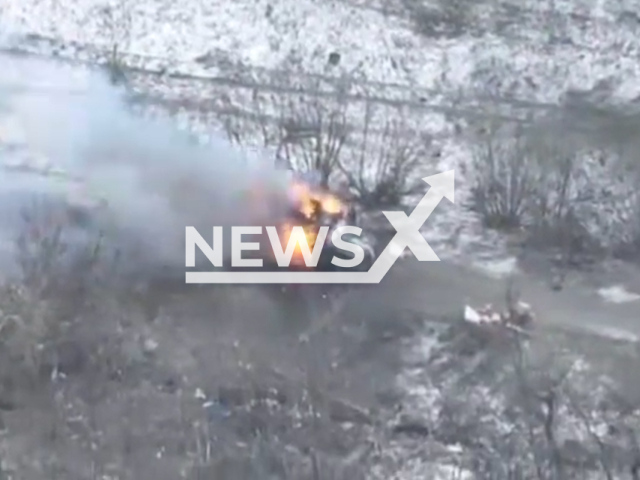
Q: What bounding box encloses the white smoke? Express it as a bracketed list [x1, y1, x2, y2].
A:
[0, 54, 292, 277]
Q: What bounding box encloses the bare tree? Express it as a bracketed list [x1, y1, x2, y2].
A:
[0, 194, 118, 393]
[339, 102, 432, 208]
[97, 0, 133, 84]
[421, 312, 640, 480]
[276, 97, 350, 186]
[468, 120, 608, 270]
[469, 121, 538, 229]
[220, 89, 283, 150]
[14, 196, 112, 304]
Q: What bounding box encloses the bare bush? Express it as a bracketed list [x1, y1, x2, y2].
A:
[525, 136, 602, 263]
[15, 197, 114, 304]
[403, 0, 485, 39]
[469, 123, 538, 229]
[0, 196, 118, 382]
[219, 89, 352, 180]
[340, 103, 432, 208]
[591, 151, 640, 260]
[427, 322, 640, 480]
[469, 122, 604, 262]
[218, 82, 429, 208]
[96, 0, 133, 84]
[220, 89, 282, 152]
[276, 96, 351, 186]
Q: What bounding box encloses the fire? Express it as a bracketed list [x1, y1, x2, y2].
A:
[288, 179, 345, 218]
[239, 175, 346, 268]
[320, 193, 343, 215]
[279, 178, 346, 266]
[279, 221, 318, 266]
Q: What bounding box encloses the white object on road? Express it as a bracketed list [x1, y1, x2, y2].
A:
[464, 301, 534, 327]
[464, 304, 501, 324]
[464, 305, 481, 324]
[597, 284, 640, 304]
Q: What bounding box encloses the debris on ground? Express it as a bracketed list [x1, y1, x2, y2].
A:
[464, 300, 534, 331]
[392, 414, 430, 437]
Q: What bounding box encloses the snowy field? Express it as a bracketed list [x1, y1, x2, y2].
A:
[2, 1, 640, 478]
[1, 2, 640, 300]
[3, 0, 640, 266]
[3, 0, 640, 102]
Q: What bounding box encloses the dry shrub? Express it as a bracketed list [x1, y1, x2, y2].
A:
[596, 157, 640, 260]
[15, 197, 114, 304]
[0, 196, 117, 380]
[189, 441, 368, 480]
[469, 122, 601, 258]
[96, 0, 133, 84]
[428, 323, 640, 480]
[340, 103, 432, 208]
[403, 0, 485, 39]
[525, 137, 601, 261]
[273, 95, 432, 208]
[219, 85, 429, 208]
[221, 89, 281, 152]
[276, 96, 351, 187]
[219, 89, 350, 182]
[469, 123, 538, 229]
[0, 282, 52, 378]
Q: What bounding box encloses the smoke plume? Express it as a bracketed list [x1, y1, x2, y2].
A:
[0, 54, 292, 277]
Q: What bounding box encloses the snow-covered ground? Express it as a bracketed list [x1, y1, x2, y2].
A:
[3, 0, 640, 103]
[3, 0, 640, 265]
[3, 2, 640, 478]
[1, 0, 639, 266]
[390, 318, 640, 478]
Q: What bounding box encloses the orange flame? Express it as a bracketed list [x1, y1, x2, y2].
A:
[279, 222, 318, 266]
[288, 179, 345, 218]
[279, 178, 346, 266]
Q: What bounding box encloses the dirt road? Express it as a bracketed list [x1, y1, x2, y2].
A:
[340, 255, 640, 341]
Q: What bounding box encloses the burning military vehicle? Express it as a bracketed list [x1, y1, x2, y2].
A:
[263, 173, 375, 271]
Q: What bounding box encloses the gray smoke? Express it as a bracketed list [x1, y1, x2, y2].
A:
[0, 55, 293, 277]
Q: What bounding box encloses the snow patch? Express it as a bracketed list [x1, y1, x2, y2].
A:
[3, 0, 640, 106]
[586, 324, 638, 342]
[470, 256, 519, 279]
[597, 284, 640, 303]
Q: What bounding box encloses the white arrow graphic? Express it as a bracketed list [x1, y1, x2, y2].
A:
[186, 170, 454, 284]
[364, 169, 454, 282]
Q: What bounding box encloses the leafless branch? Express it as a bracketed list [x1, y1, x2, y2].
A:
[277, 97, 350, 185]
[339, 102, 432, 208]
